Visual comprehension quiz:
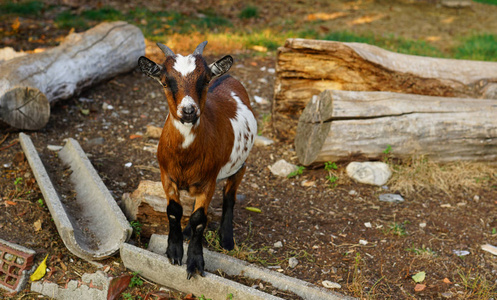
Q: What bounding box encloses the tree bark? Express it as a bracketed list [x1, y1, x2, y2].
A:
[0, 21, 145, 130]
[296, 90, 497, 165]
[274, 38, 497, 135]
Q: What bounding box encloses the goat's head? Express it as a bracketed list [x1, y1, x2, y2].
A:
[138, 41, 233, 125]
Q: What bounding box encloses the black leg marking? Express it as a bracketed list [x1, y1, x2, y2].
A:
[166, 201, 183, 266]
[186, 209, 207, 279]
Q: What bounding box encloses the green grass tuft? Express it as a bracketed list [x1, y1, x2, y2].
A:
[473, 0, 497, 5]
[239, 5, 259, 19]
[0, 1, 45, 16]
[454, 34, 497, 61]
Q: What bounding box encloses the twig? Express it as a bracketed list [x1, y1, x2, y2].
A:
[0, 139, 18, 151]
[0, 133, 9, 146]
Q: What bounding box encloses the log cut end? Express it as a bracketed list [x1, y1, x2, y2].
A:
[0, 87, 50, 130]
[295, 93, 333, 166]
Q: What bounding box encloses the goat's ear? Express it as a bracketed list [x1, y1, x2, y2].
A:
[138, 56, 162, 82]
[209, 55, 233, 78]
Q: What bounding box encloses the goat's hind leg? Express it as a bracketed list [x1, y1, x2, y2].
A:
[220, 164, 246, 251]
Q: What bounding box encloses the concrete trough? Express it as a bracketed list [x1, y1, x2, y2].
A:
[19, 133, 132, 261]
[147, 235, 352, 300]
[121, 243, 283, 300]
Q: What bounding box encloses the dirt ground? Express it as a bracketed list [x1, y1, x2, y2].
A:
[1, 0, 497, 299]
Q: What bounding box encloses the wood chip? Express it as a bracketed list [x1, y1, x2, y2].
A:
[481, 244, 497, 256]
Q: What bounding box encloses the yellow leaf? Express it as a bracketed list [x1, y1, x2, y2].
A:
[30, 254, 49, 282]
[11, 17, 20, 32]
[245, 207, 262, 213]
[34, 219, 42, 231]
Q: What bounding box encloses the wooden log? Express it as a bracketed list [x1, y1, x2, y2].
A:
[274, 38, 497, 134]
[0, 21, 145, 130]
[296, 90, 497, 165]
[121, 180, 216, 237]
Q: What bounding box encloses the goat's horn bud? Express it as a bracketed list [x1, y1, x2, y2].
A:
[157, 43, 175, 57]
[193, 41, 208, 56]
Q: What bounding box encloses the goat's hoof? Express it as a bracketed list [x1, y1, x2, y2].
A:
[219, 233, 234, 251]
[166, 243, 183, 266]
[186, 254, 205, 280]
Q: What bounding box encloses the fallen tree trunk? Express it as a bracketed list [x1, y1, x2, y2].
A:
[0, 21, 145, 130]
[274, 38, 497, 134]
[296, 90, 497, 165]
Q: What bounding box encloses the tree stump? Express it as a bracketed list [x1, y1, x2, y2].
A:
[296, 90, 497, 165]
[274, 38, 497, 137]
[0, 21, 145, 130]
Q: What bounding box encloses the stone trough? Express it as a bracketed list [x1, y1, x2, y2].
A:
[120, 234, 353, 300]
[19, 133, 132, 261]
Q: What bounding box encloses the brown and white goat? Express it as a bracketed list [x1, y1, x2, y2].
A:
[138, 41, 257, 279]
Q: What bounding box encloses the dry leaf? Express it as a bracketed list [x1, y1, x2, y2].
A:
[107, 275, 132, 300]
[129, 134, 143, 139]
[414, 283, 426, 292]
[30, 254, 48, 281]
[34, 220, 42, 231]
[11, 17, 20, 32]
[412, 271, 426, 283]
[443, 277, 452, 284]
[5, 200, 17, 206]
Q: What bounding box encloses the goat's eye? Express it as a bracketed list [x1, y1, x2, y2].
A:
[161, 82, 168, 88]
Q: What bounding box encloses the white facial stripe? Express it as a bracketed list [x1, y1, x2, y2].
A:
[177, 95, 198, 117]
[217, 92, 257, 180]
[173, 54, 196, 77]
[172, 118, 196, 148]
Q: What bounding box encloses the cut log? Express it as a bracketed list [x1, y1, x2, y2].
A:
[296, 90, 497, 165]
[274, 38, 497, 134]
[121, 180, 216, 237]
[0, 21, 145, 130]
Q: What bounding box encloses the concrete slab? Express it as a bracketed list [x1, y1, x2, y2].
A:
[120, 243, 283, 300]
[148, 235, 353, 300]
[19, 133, 132, 261]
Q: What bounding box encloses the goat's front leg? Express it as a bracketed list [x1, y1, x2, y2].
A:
[220, 164, 246, 250]
[161, 173, 183, 265]
[186, 182, 215, 279]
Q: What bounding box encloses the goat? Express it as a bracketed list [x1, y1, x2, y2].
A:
[138, 41, 257, 279]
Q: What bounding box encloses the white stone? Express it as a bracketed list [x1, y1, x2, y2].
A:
[269, 159, 298, 177]
[47, 145, 63, 151]
[481, 244, 497, 256]
[124, 162, 132, 168]
[364, 222, 372, 228]
[322, 280, 341, 289]
[288, 257, 298, 268]
[419, 222, 427, 228]
[274, 241, 283, 248]
[349, 190, 358, 196]
[379, 193, 404, 203]
[346, 161, 391, 186]
[254, 135, 274, 147]
[359, 239, 368, 245]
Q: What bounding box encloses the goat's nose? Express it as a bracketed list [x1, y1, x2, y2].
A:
[182, 106, 195, 115]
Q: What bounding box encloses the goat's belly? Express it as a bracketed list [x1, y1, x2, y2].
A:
[217, 93, 257, 181]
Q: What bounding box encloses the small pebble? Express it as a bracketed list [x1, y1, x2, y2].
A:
[379, 194, 404, 203]
[364, 222, 372, 228]
[473, 195, 480, 201]
[124, 162, 132, 168]
[288, 257, 298, 268]
[274, 241, 283, 248]
[349, 190, 358, 196]
[47, 145, 63, 151]
[359, 239, 368, 245]
[419, 222, 427, 228]
[322, 280, 341, 289]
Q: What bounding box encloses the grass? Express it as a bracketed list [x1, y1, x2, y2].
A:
[239, 5, 259, 19]
[0, 0, 44, 16]
[388, 156, 497, 196]
[406, 244, 437, 257]
[347, 253, 366, 298]
[384, 221, 408, 236]
[455, 34, 497, 61]
[458, 268, 497, 299]
[473, 0, 497, 4]
[287, 166, 305, 178]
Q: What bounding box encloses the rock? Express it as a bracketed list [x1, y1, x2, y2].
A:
[301, 180, 316, 187]
[87, 137, 105, 146]
[47, 145, 63, 151]
[359, 239, 368, 245]
[379, 194, 404, 203]
[269, 159, 298, 177]
[254, 135, 274, 147]
[253, 95, 269, 105]
[349, 190, 358, 196]
[441, 292, 454, 298]
[322, 280, 341, 289]
[452, 250, 470, 256]
[364, 222, 372, 228]
[481, 244, 497, 256]
[441, 0, 472, 8]
[346, 162, 391, 186]
[419, 222, 427, 228]
[274, 241, 283, 248]
[288, 257, 298, 268]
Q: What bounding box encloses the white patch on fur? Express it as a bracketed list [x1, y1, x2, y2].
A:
[173, 54, 196, 77]
[172, 118, 196, 148]
[217, 92, 257, 180]
[177, 95, 198, 118]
